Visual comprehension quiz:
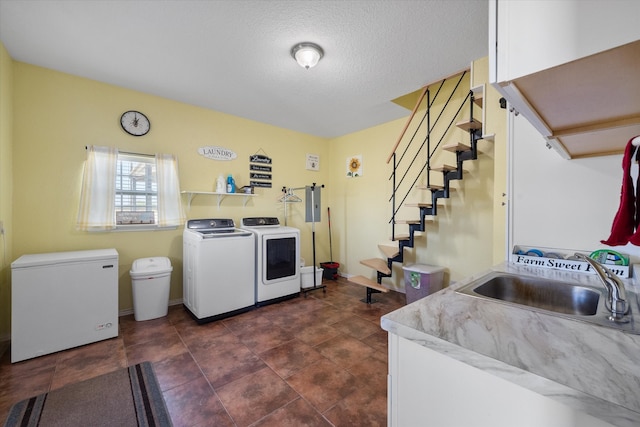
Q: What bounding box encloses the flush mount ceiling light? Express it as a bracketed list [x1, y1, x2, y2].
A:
[291, 42, 324, 69]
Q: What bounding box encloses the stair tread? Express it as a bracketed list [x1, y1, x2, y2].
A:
[390, 234, 411, 241]
[394, 218, 433, 224]
[378, 244, 399, 259]
[348, 275, 389, 293]
[431, 164, 457, 172]
[404, 202, 448, 208]
[442, 142, 471, 152]
[415, 185, 456, 192]
[416, 184, 444, 190]
[360, 258, 392, 275]
[473, 94, 483, 108]
[456, 118, 482, 131]
[395, 219, 421, 224]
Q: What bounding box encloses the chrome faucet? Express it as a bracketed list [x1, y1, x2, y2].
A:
[574, 253, 629, 323]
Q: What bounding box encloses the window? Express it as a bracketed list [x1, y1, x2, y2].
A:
[115, 153, 158, 225]
[77, 146, 185, 231]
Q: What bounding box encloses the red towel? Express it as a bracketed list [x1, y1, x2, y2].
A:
[601, 137, 640, 246]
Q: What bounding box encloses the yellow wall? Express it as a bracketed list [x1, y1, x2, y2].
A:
[328, 119, 402, 283]
[0, 42, 13, 340]
[2, 54, 503, 340]
[471, 56, 508, 264]
[11, 62, 329, 319]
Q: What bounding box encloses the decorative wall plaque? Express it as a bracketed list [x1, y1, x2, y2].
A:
[198, 146, 237, 161]
[346, 154, 363, 177]
[306, 154, 320, 171]
[250, 164, 272, 172]
[249, 151, 273, 188]
[249, 154, 272, 164]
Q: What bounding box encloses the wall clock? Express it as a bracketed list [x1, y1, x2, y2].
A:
[120, 110, 150, 136]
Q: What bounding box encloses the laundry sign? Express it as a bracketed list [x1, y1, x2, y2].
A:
[197, 146, 237, 161]
[249, 151, 273, 188]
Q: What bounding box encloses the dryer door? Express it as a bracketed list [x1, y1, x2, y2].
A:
[261, 232, 300, 284]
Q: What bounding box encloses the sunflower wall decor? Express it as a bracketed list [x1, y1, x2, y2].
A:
[346, 155, 363, 178]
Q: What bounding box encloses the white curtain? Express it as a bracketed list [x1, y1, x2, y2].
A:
[156, 153, 185, 227]
[77, 145, 118, 231]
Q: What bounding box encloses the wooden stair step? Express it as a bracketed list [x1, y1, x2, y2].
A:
[390, 234, 410, 241]
[394, 217, 434, 225]
[416, 184, 444, 190]
[360, 258, 391, 275]
[405, 202, 444, 209]
[456, 118, 482, 131]
[378, 244, 399, 259]
[473, 93, 483, 108]
[431, 164, 457, 172]
[415, 185, 456, 192]
[395, 219, 421, 224]
[348, 275, 389, 293]
[442, 142, 471, 152]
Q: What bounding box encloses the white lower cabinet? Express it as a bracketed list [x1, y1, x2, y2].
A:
[387, 334, 613, 427]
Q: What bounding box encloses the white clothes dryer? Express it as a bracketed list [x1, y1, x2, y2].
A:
[241, 217, 300, 306]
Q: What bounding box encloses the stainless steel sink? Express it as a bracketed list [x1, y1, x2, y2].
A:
[470, 274, 600, 315]
[456, 272, 640, 334]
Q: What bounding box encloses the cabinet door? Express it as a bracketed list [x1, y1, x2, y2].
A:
[388, 334, 615, 427]
[489, 0, 640, 159]
[491, 0, 640, 83]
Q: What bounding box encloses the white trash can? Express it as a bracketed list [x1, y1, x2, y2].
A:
[130, 257, 172, 321]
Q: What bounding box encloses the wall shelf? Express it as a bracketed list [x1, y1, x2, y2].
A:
[181, 191, 257, 209]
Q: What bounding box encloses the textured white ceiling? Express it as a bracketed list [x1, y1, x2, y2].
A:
[0, 0, 488, 138]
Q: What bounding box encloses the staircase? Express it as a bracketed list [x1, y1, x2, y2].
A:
[348, 69, 492, 303]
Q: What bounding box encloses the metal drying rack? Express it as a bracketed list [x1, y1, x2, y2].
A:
[281, 183, 326, 295]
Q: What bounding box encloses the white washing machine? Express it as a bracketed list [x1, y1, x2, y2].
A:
[242, 217, 301, 306]
[183, 218, 255, 323]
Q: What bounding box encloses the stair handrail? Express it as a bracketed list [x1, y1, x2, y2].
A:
[388, 70, 473, 224]
[389, 72, 468, 193]
[389, 78, 446, 180]
[390, 91, 472, 218]
[386, 68, 469, 164]
[386, 86, 428, 164]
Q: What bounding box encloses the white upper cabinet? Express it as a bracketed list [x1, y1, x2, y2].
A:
[489, 0, 640, 159]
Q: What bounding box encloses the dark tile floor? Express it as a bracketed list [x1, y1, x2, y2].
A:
[0, 277, 406, 426]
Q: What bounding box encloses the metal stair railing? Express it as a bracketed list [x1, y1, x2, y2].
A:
[387, 70, 471, 240]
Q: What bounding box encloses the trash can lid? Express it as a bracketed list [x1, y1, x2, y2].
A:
[130, 257, 173, 275]
[402, 264, 445, 274]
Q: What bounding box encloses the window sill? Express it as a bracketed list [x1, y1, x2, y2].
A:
[115, 225, 179, 232]
[85, 225, 179, 233]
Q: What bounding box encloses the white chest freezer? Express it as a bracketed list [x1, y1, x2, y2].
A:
[11, 248, 119, 363]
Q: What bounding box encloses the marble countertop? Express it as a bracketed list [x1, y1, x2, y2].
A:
[381, 262, 640, 427]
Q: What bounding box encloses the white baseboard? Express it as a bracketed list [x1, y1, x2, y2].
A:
[118, 298, 183, 317]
